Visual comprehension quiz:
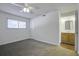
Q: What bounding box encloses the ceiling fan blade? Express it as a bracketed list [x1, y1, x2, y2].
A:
[11, 3, 24, 8]
[24, 3, 35, 10]
[24, 3, 29, 7]
[29, 6, 34, 10]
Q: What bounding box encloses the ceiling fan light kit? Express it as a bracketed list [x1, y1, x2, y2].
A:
[23, 8, 30, 13]
[11, 3, 34, 13]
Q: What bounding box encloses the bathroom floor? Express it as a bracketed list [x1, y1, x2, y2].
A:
[61, 43, 75, 51]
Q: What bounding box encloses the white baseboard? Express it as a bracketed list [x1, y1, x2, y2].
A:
[0, 38, 30, 46]
[34, 39, 60, 46]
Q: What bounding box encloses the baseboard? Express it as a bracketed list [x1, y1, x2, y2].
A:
[34, 39, 60, 46]
[0, 38, 30, 46]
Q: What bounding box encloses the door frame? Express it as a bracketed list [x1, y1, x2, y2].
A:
[59, 11, 78, 54]
[75, 10, 78, 55]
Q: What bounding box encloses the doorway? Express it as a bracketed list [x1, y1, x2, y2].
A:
[60, 11, 76, 51]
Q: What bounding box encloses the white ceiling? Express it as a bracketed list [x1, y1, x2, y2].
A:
[0, 3, 77, 19]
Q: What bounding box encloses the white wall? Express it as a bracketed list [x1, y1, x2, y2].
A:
[31, 11, 60, 45]
[0, 11, 30, 45]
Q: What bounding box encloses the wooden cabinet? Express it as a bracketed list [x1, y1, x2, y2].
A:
[61, 33, 75, 45]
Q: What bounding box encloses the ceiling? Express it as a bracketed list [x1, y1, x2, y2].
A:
[0, 3, 77, 19]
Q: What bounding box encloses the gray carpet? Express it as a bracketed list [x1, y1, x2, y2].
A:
[0, 39, 77, 56]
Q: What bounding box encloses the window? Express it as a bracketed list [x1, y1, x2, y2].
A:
[18, 21, 26, 28]
[8, 19, 26, 28]
[8, 20, 18, 28]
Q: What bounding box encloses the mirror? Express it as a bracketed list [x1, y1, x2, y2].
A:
[65, 21, 73, 30]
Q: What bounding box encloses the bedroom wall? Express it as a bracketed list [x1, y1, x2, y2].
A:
[0, 11, 30, 45]
[31, 11, 60, 45]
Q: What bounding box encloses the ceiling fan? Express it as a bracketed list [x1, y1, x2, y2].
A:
[11, 3, 35, 13]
